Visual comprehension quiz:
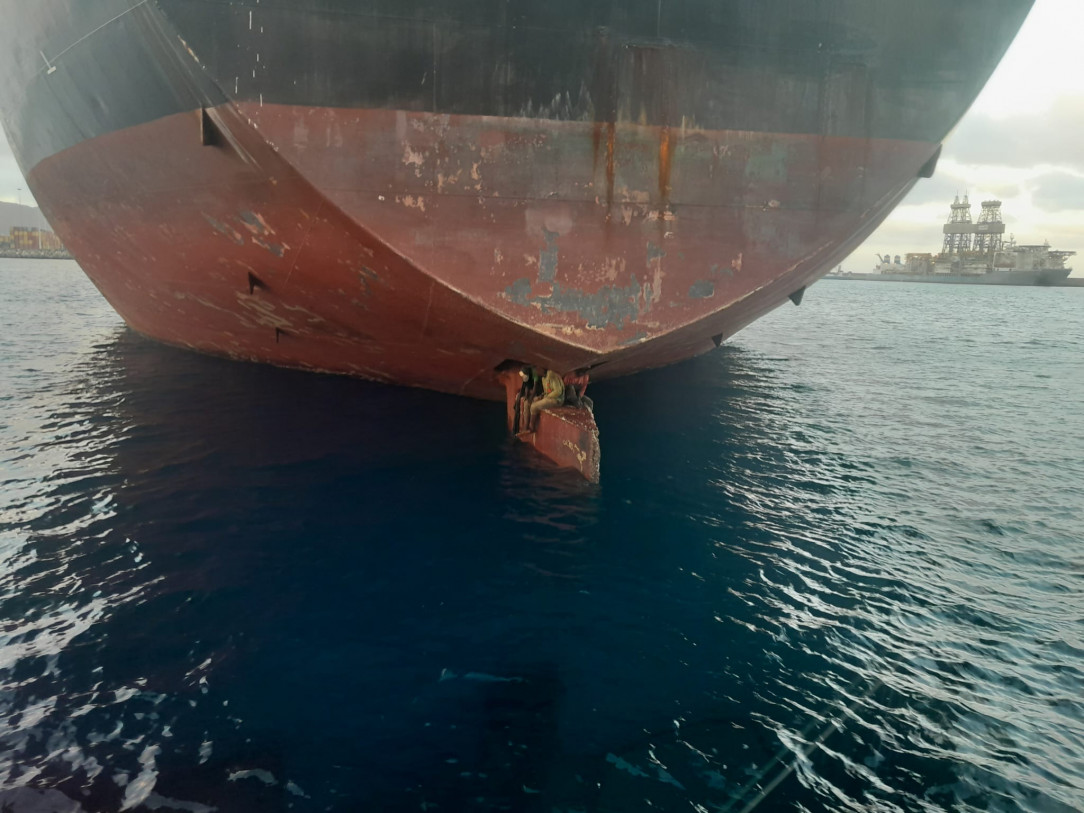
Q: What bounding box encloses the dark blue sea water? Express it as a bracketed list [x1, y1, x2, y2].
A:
[1, 258, 1082, 813]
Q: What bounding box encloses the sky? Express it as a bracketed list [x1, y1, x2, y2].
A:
[848, 0, 1084, 274]
[1, 0, 1080, 274]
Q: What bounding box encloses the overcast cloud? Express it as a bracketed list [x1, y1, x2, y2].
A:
[1028, 171, 1084, 213]
[949, 100, 1084, 173]
[0, 129, 31, 206]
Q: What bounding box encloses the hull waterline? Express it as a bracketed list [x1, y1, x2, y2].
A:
[0, 0, 1035, 400]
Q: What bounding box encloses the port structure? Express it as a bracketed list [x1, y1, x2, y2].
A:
[973, 200, 1006, 255]
[942, 194, 974, 255]
[941, 196, 1007, 259]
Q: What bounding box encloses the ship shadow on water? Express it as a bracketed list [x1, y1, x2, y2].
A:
[1, 328, 888, 812]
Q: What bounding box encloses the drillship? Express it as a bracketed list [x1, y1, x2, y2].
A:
[829, 196, 1075, 285]
[0, 1, 1033, 400]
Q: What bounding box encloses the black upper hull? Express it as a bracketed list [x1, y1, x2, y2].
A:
[1, 0, 1033, 174]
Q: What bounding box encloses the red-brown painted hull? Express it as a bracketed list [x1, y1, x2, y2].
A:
[526, 408, 602, 483]
[29, 103, 928, 399]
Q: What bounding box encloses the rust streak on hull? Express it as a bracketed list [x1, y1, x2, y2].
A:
[27, 102, 934, 400]
[658, 126, 672, 206]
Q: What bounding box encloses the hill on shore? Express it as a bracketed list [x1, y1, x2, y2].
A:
[0, 201, 49, 233]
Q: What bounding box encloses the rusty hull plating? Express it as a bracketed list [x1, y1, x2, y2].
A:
[0, 1, 1035, 408]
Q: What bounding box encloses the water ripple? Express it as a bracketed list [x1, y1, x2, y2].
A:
[0, 264, 1082, 810]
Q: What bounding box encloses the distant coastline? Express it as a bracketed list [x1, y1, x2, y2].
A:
[824, 272, 1084, 288]
[0, 249, 73, 260]
[1, 221, 70, 259]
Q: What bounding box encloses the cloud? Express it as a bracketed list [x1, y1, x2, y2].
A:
[0, 129, 30, 205]
[898, 172, 965, 207]
[872, 221, 941, 252]
[943, 95, 1084, 172]
[843, 218, 944, 272]
[970, 0, 1084, 119]
[1028, 171, 1084, 212]
[1012, 222, 1083, 257]
[984, 183, 1024, 200]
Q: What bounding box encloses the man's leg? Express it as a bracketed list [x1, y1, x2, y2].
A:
[514, 394, 527, 434]
[528, 396, 561, 431]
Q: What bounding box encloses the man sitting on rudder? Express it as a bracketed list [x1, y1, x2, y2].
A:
[526, 369, 564, 432]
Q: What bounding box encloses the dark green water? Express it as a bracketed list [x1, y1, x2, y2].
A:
[1, 260, 1082, 811]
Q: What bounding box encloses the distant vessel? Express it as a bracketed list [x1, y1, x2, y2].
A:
[828, 197, 1074, 285]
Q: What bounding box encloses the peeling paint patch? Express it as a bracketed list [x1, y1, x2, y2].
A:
[645, 242, 666, 308]
[396, 195, 427, 212]
[240, 211, 275, 236]
[688, 280, 715, 299]
[436, 169, 462, 192]
[237, 296, 293, 330]
[504, 274, 652, 330]
[562, 439, 588, 468]
[709, 250, 744, 280]
[601, 256, 626, 282]
[355, 265, 379, 297]
[253, 237, 287, 258]
[539, 228, 559, 283]
[506, 277, 532, 302]
[202, 214, 244, 246]
[402, 144, 425, 175]
[230, 211, 288, 256]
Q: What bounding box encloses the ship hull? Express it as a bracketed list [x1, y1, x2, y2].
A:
[30, 104, 924, 398]
[0, 0, 1035, 399]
